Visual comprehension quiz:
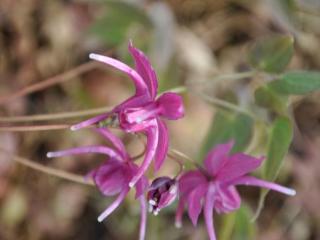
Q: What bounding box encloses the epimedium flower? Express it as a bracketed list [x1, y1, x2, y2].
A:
[175, 140, 296, 240]
[147, 176, 178, 216]
[70, 41, 184, 188]
[47, 128, 148, 240]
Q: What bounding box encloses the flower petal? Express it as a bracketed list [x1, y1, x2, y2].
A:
[175, 198, 185, 228]
[94, 128, 128, 160]
[97, 187, 129, 222]
[139, 196, 147, 240]
[89, 53, 149, 97]
[135, 175, 149, 198]
[46, 145, 122, 161]
[90, 160, 126, 196]
[230, 176, 296, 196]
[204, 183, 217, 240]
[154, 119, 169, 171]
[214, 185, 241, 214]
[216, 153, 264, 182]
[178, 170, 207, 197]
[204, 141, 234, 176]
[187, 184, 208, 226]
[70, 113, 110, 131]
[114, 94, 150, 112]
[128, 41, 158, 99]
[129, 122, 159, 187]
[157, 92, 184, 120]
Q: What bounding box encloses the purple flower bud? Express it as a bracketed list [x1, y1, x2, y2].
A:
[147, 177, 178, 215]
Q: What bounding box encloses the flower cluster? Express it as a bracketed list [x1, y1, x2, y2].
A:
[47, 42, 295, 240]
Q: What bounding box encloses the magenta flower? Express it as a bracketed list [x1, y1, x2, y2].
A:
[70, 41, 184, 188]
[47, 128, 148, 240]
[147, 176, 178, 215]
[175, 141, 296, 240]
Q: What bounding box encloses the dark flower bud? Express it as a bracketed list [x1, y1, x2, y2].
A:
[147, 177, 178, 215]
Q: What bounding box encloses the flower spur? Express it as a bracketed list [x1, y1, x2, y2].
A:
[47, 128, 148, 240]
[175, 140, 296, 240]
[70, 41, 184, 188]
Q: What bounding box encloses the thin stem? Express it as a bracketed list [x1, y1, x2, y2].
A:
[168, 148, 199, 167]
[158, 86, 187, 96]
[168, 148, 211, 178]
[0, 106, 112, 123]
[0, 124, 98, 132]
[0, 124, 71, 132]
[0, 147, 94, 186]
[0, 61, 97, 106]
[167, 153, 185, 179]
[188, 71, 257, 87]
[192, 89, 258, 120]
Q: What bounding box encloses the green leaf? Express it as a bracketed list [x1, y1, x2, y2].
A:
[89, 1, 151, 46]
[269, 71, 320, 95]
[248, 35, 294, 73]
[253, 116, 293, 220]
[263, 116, 293, 181]
[254, 85, 288, 115]
[200, 111, 253, 159]
[233, 205, 256, 240]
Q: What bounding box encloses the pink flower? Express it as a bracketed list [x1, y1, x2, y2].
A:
[47, 128, 148, 240]
[70, 41, 184, 188]
[147, 176, 178, 215]
[175, 141, 296, 240]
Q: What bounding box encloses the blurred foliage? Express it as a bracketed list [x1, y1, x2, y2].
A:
[269, 71, 320, 95]
[254, 85, 288, 115]
[248, 35, 294, 73]
[1, 0, 320, 239]
[89, 1, 152, 48]
[200, 111, 253, 159]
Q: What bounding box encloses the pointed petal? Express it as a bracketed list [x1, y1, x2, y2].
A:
[47, 145, 122, 161]
[214, 185, 241, 214]
[128, 41, 158, 99]
[114, 94, 150, 112]
[231, 176, 296, 196]
[187, 184, 207, 226]
[89, 53, 149, 97]
[175, 198, 185, 228]
[178, 170, 207, 197]
[216, 153, 264, 182]
[204, 183, 217, 240]
[70, 113, 110, 131]
[204, 141, 234, 176]
[94, 128, 128, 160]
[139, 196, 147, 240]
[129, 122, 159, 187]
[135, 175, 149, 198]
[157, 92, 184, 120]
[97, 188, 129, 222]
[154, 119, 169, 171]
[90, 160, 126, 196]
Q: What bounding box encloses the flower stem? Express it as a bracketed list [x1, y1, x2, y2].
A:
[0, 147, 94, 186]
[0, 124, 71, 132]
[0, 124, 97, 132]
[0, 106, 112, 123]
[0, 61, 97, 106]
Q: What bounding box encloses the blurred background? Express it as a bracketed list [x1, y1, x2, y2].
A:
[1, 0, 320, 239]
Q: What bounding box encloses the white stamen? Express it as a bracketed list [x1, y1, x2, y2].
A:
[175, 221, 182, 228]
[153, 209, 160, 216]
[136, 117, 142, 123]
[148, 205, 153, 213]
[169, 185, 178, 194]
[149, 199, 157, 206]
